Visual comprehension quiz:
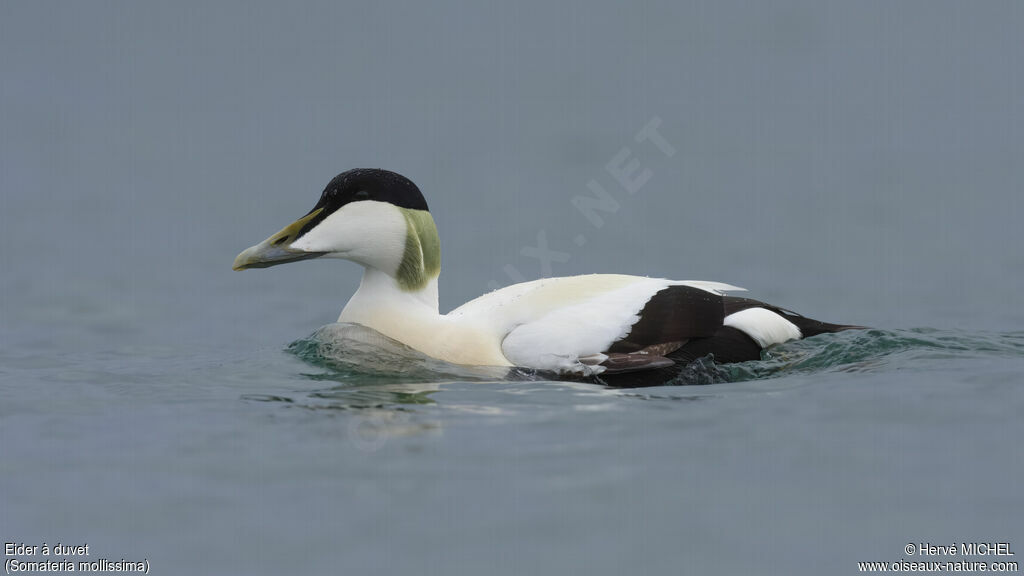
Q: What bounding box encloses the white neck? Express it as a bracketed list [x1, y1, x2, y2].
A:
[336, 266, 510, 367]
[339, 266, 439, 324]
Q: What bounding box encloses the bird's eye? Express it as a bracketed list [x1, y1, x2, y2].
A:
[353, 190, 370, 200]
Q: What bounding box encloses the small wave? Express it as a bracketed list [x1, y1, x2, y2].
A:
[722, 327, 1024, 383]
[287, 323, 544, 384]
[287, 323, 1024, 388]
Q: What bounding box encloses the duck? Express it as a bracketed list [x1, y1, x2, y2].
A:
[234, 168, 860, 382]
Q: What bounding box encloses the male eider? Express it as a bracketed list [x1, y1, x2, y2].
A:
[234, 169, 860, 381]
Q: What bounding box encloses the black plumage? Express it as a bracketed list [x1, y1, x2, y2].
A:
[296, 169, 429, 239]
[596, 290, 862, 385]
[607, 286, 724, 353]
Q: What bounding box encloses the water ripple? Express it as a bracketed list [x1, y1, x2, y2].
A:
[287, 323, 1024, 392]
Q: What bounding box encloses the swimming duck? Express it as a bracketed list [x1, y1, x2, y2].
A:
[234, 169, 859, 380]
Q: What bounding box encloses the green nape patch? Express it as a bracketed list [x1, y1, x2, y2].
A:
[397, 208, 441, 291]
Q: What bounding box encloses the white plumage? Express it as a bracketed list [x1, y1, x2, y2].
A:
[723, 307, 802, 348]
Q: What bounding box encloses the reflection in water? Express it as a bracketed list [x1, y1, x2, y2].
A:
[306, 380, 441, 409]
[242, 381, 443, 409]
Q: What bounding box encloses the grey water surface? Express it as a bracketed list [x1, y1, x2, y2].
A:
[2, 2, 1023, 575]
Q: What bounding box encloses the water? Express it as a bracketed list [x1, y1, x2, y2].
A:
[3, 317, 1022, 574]
[3, 2, 1024, 574]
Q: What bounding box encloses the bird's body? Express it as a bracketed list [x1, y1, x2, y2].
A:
[234, 169, 860, 380]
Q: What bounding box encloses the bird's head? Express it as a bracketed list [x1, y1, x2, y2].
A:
[233, 169, 440, 291]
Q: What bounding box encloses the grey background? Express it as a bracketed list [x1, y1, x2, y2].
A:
[4, 1, 1021, 338]
[2, 2, 1022, 575]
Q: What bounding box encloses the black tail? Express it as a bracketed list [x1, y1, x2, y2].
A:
[666, 297, 865, 367]
[723, 296, 866, 337]
[595, 296, 866, 388]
